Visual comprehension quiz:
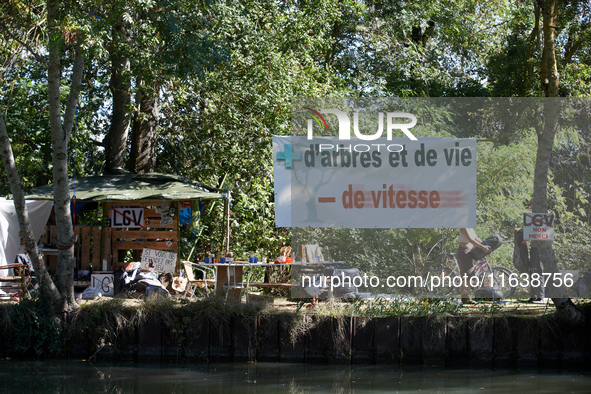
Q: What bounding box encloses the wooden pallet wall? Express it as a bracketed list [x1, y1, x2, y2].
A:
[39, 225, 101, 272]
[105, 201, 178, 269]
[39, 201, 180, 272]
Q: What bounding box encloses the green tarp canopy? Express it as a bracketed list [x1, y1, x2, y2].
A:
[25, 173, 222, 202]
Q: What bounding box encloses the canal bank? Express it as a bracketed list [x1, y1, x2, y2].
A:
[1, 298, 589, 367]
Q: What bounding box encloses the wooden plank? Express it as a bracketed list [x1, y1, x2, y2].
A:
[81, 227, 91, 268]
[102, 227, 112, 268]
[113, 241, 178, 250]
[227, 282, 294, 288]
[143, 220, 177, 229]
[92, 228, 101, 268]
[49, 226, 58, 245]
[0, 277, 22, 281]
[112, 230, 178, 240]
[106, 202, 180, 267]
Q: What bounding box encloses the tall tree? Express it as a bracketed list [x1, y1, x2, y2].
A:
[46, 0, 85, 312]
[105, 14, 132, 174]
[99, 0, 228, 175]
[1, 113, 61, 305]
[157, 0, 349, 257]
[129, 84, 159, 174]
[530, 0, 583, 324]
[0, 0, 87, 312]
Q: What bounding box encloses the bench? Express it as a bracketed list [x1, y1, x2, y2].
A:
[224, 282, 294, 289]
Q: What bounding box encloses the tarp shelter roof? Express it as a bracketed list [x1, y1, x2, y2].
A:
[25, 173, 222, 202]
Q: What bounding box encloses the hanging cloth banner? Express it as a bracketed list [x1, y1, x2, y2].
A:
[273, 136, 477, 228]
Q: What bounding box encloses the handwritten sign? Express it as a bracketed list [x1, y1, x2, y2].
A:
[160, 214, 173, 226]
[140, 248, 177, 273]
[91, 273, 114, 296]
[523, 213, 554, 241]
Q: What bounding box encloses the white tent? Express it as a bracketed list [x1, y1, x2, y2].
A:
[0, 199, 53, 279]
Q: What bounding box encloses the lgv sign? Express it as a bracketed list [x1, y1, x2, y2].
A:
[305, 107, 418, 141]
[523, 213, 554, 241]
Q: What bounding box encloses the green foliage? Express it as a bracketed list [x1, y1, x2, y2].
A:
[0, 295, 62, 357]
[550, 178, 591, 272]
[474, 137, 536, 267]
[347, 297, 461, 317]
[158, 0, 352, 259]
[292, 227, 451, 284]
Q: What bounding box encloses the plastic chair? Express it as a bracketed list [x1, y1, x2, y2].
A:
[182, 261, 215, 299]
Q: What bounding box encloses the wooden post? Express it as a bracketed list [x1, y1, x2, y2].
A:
[224, 191, 231, 254]
[92, 227, 101, 269]
[81, 227, 91, 268]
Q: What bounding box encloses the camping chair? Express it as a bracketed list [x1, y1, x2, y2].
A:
[182, 261, 215, 299]
[0, 263, 27, 301]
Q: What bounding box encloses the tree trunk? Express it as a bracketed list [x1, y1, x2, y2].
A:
[47, 0, 85, 313]
[0, 114, 61, 303]
[129, 85, 159, 174]
[533, 0, 583, 325]
[539, 0, 559, 98]
[105, 21, 132, 174]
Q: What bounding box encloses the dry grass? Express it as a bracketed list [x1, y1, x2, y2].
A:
[75, 296, 581, 319]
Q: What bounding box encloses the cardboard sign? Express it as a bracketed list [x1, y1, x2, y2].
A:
[111, 208, 144, 228]
[523, 213, 554, 241]
[91, 273, 114, 296]
[140, 248, 177, 273]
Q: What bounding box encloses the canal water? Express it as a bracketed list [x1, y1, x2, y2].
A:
[0, 360, 589, 393]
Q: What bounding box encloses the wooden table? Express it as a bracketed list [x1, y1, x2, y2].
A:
[198, 261, 343, 301]
[198, 262, 299, 301]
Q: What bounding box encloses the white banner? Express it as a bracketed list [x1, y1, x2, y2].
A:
[274, 136, 476, 228]
[0, 199, 53, 267]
